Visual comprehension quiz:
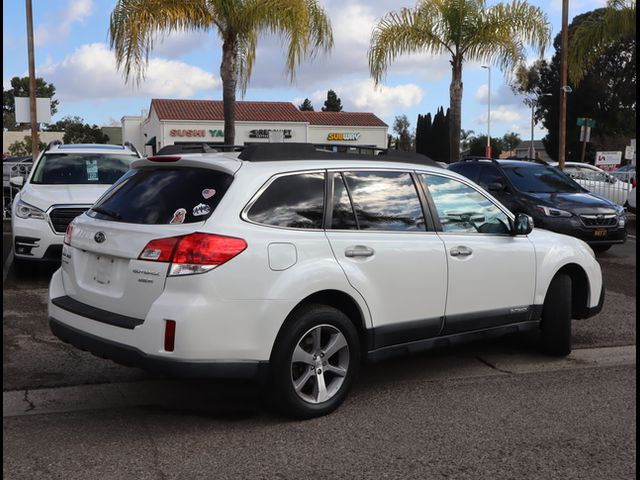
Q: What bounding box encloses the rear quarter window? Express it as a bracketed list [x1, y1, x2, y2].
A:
[88, 167, 233, 224]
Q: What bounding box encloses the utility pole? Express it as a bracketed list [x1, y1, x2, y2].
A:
[558, 0, 569, 170]
[482, 65, 492, 158]
[25, 0, 40, 158]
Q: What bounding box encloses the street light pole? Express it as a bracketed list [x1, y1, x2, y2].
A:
[558, 0, 569, 170]
[482, 65, 491, 157]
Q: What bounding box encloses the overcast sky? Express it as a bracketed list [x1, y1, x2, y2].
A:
[3, 0, 607, 140]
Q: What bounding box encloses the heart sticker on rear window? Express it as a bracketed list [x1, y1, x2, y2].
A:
[202, 189, 216, 199]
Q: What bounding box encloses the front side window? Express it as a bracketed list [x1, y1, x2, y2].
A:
[342, 171, 425, 231]
[30, 154, 134, 185]
[247, 172, 325, 229]
[331, 173, 358, 229]
[422, 174, 511, 234]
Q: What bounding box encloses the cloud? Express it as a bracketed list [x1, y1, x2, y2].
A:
[151, 30, 211, 59]
[39, 43, 219, 102]
[303, 80, 424, 117]
[35, 0, 94, 46]
[475, 83, 527, 107]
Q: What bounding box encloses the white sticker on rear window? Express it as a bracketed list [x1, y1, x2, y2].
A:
[192, 203, 211, 217]
[86, 159, 99, 181]
[170, 208, 187, 224]
[202, 188, 216, 199]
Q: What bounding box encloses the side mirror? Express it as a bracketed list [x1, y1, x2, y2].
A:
[9, 176, 24, 188]
[487, 181, 506, 192]
[513, 213, 534, 235]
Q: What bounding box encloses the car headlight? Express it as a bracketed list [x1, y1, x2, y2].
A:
[536, 205, 573, 218]
[14, 199, 46, 220]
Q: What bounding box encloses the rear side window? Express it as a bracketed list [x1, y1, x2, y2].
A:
[88, 167, 233, 224]
[247, 172, 325, 229]
[477, 165, 506, 189]
[342, 171, 425, 231]
[448, 162, 481, 182]
[30, 154, 134, 185]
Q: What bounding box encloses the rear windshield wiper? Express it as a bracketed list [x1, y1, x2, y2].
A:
[91, 206, 122, 220]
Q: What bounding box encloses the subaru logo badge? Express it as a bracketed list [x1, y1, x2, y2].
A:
[94, 231, 106, 243]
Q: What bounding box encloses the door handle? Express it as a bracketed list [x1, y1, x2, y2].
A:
[345, 246, 375, 258]
[450, 246, 473, 257]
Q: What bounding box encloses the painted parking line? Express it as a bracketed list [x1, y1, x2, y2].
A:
[3, 345, 635, 418]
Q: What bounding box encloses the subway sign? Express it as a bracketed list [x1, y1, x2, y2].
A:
[327, 132, 361, 141]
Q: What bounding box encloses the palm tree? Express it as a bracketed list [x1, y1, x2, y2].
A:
[369, 0, 550, 163]
[568, 0, 636, 86]
[109, 0, 333, 145]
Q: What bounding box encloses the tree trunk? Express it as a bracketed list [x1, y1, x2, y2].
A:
[220, 37, 238, 146]
[449, 56, 463, 163]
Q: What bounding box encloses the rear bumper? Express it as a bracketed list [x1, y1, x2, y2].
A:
[581, 285, 605, 319]
[49, 317, 269, 382]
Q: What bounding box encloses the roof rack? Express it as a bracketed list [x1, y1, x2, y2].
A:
[44, 139, 63, 152]
[238, 143, 441, 167]
[504, 156, 549, 165]
[123, 141, 142, 157]
[459, 156, 500, 166]
[155, 143, 244, 155]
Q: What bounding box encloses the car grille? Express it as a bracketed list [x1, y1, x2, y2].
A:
[579, 214, 618, 228]
[49, 208, 89, 233]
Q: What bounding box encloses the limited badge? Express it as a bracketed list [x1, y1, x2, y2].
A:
[193, 203, 211, 217]
[202, 189, 216, 199]
[170, 208, 187, 224]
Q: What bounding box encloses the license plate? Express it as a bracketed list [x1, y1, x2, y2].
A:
[93, 255, 114, 285]
[594, 228, 608, 237]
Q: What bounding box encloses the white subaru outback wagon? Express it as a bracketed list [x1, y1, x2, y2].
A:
[49, 144, 604, 418]
[11, 142, 141, 270]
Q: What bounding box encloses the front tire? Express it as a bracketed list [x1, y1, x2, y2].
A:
[270, 305, 360, 419]
[592, 245, 612, 253]
[540, 273, 572, 356]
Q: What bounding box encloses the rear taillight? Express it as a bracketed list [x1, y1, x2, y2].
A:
[64, 224, 74, 245]
[138, 232, 247, 276]
[632, 179, 637, 189]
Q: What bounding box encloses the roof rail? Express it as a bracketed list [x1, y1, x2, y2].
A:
[459, 156, 500, 166]
[44, 139, 63, 152]
[155, 143, 245, 155]
[238, 143, 441, 167]
[505, 156, 549, 165]
[123, 141, 142, 157]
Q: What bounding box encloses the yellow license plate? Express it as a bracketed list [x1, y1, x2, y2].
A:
[594, 229, 607, 237]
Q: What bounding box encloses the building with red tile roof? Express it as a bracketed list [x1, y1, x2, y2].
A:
[122, 99, 388, 154]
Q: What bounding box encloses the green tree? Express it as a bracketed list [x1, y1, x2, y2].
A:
[321, 90, 343, 112]
[48, 116, 110, 144]
[502, 132, 522, 151]
[3, 76, 59, 131]
[467, 135, 503, 158]
[569, 0, 635, 85]
[393, 115, 412, 151]
[8, 135, 47, 156]
[298, 98, 314, 111]
[109, 0, 333, 145]
[368, 0, 550, 163]
[524, 11, 635, 162]
[415, 113, 432, 156]
[460, 129, 475, 151]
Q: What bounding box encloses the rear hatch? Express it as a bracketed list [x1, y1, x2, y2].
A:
[60, 163, 235, 320]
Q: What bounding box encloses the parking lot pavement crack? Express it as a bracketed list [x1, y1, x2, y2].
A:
[23, 390, 36, 413]
[475, 356, 513, 374]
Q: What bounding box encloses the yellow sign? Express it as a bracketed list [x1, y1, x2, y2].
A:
[327, 132, 361, 141]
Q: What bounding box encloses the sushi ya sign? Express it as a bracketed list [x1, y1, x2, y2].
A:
[169, 129, 224, 138]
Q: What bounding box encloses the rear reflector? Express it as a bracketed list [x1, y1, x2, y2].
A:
[139, 232, 247, 275]
[164, 320, 176, 352]
[147, 155, 181, 162]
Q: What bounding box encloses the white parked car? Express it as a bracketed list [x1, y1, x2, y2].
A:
[11, 142, 141, 269]
[552, 161, 632, 206]
[49, 144, 604, 418]
[627, 186, 636, 214]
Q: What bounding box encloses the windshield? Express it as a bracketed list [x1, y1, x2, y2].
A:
[30, 153, 135, 185]
[503, 165, 585, 193]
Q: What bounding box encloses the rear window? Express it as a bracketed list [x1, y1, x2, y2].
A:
[30, 154, 134, 185]
[87, 167, 233, 224]
[503, 165, 585, 193]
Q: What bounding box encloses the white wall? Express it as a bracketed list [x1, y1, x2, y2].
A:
[121, 116, 144, 153]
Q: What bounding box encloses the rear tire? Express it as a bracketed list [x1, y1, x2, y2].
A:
[540, 273, 572, 356]
[269, 304, 360, 419]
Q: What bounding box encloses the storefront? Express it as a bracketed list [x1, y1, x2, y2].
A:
[122, 99, 388, 155]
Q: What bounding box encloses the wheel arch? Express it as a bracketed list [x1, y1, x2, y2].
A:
[269, 289, 368, 363]
[550, 263, 591, 319]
